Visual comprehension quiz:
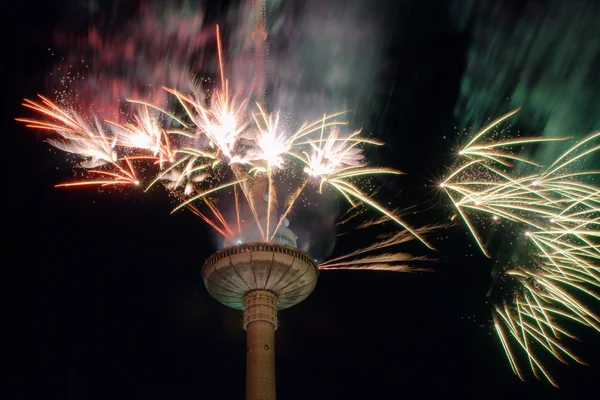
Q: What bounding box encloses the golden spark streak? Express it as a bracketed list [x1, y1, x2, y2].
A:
[330, 179, 434, 249]
[171, 179, 247, 214]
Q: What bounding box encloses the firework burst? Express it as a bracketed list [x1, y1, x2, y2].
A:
[441, 109, 600, 386]
[18, 25, 433, 274]
[107, 105, 175, 167]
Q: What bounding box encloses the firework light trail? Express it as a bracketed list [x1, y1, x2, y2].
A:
[440, 109, 600, 386]
[18, 25, 433, 274]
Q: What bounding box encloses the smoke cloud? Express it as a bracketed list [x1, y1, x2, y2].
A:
[50, 0, 213, 120]
[451, 0, 600, 140]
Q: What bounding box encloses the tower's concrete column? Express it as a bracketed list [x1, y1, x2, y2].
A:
[243, 290, 278, 400]
[249, 0, 270, 238]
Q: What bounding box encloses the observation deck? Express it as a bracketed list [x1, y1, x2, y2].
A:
[202, 242, 319, 310]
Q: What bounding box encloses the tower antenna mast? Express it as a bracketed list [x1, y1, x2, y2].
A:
[202, 3, 319, 400]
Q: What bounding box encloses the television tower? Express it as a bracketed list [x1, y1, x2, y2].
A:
[202, 2, 319, 400]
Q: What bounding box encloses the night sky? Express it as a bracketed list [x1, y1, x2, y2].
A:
[3, 1, 600, 398]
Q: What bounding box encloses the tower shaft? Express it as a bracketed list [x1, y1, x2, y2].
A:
[249, 0, 272, 234]
[204, 245, 318, 399]
[243, 290, 278, 400]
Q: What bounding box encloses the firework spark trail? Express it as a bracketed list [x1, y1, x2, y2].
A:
[319, 258, 430, 272]
[329, 179, 433, 249]
[18, 96, 84, 132]
[232, 165, 265, 241]
[321, 230, 430, 265]
[266, 167, 275, 239]
[54, 157, 140, 188]
[169, 190, 232, 239]
[171, 179, 247, 214]
[319, 226, 435, 271]
[269, 177, 309, 242]
[156, 157, 210, 196]
[233, 185, 242, 235]
[17, 96, 118, 168]
[441, 107, 600, 385]
[46, 126, 117, 168]
[203, 197, 235, 238]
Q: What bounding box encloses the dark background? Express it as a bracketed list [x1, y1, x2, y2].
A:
[3, 0, 599, 398]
